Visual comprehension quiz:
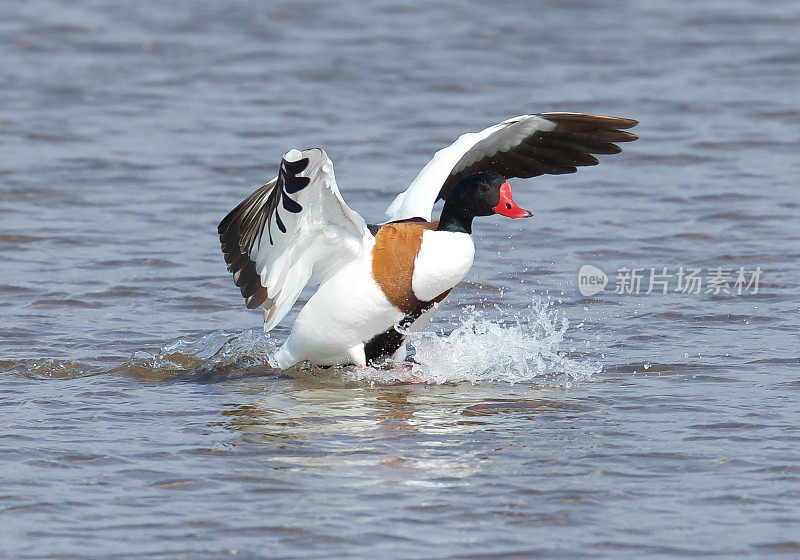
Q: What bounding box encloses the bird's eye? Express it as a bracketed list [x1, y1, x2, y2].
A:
[505, 203, 512, 209]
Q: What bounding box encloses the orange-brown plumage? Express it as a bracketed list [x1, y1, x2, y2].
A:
[370, 221, 441, 313]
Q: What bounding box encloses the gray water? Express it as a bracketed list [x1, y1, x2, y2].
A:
[2, 0, 799, 558]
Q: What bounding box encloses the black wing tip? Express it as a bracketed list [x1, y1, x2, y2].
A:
[218, 210, 234, 235]
[539, 112, 640, 131]
[217, 185, 276, 309]
[219, 240, 270, 309]
[223, 253, 270, 309]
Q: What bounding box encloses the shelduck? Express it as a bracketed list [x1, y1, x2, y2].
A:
[218, 113, 638, 368]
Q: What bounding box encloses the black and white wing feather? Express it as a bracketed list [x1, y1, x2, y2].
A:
[219, 148, 368, 330]
[385, 112, 638, 221]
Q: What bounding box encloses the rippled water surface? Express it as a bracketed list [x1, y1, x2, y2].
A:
[2, 1, 799, 558]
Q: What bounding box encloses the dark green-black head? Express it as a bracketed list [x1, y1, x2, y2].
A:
[437, 171, 533, 233]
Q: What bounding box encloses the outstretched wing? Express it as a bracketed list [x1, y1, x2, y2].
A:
[219, 148, 368, 330]
[385, 112, 638, 221]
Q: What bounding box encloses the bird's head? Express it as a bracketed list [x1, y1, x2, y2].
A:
[448, 171, 533, 220]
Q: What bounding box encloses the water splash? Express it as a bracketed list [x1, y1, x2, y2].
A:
[350, 297, 601, 386]
[125, 330, 279, 380]
[80, 298, 599, 385]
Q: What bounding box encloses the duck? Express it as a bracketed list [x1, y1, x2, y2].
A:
[218, 112, 638, 368]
